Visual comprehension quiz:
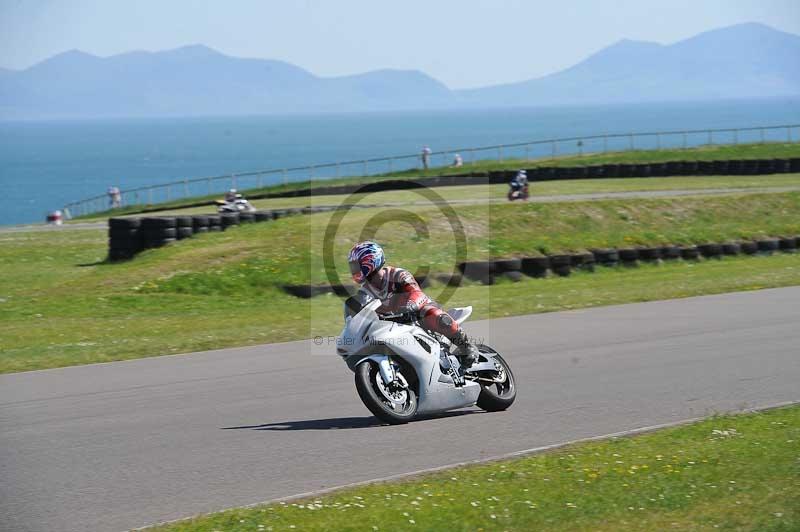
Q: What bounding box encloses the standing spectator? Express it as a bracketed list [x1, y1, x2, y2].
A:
[421, 146, 432, 170]
[452, 153, 463, 167]
[107, 186, 122, 208]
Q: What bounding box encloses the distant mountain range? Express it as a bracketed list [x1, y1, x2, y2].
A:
[1, 22, 798, 120]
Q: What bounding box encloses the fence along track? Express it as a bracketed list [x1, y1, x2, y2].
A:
[65, 124, 800, 218]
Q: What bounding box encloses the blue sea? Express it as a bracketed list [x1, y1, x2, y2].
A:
[1, 98, 799, 226]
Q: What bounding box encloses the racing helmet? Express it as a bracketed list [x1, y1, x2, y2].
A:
[348, 241, 385, 284]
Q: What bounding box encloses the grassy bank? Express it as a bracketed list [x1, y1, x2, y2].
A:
[75, 142, 800, 219]
[155, 404, 800, 531]
[143, 192, 800, 286]
[2, 191, 800, 373]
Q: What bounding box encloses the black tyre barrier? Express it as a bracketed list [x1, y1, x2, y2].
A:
[698, 243, 722, 258]
[638, 247, 662, 262]
[740, 241, 758, 255]
[756, 238, 779, 254]
[721, 242, 741, 256]
[572, 167, 589, 179]
[192, 215, 210, 227]
[665, 161, 682, 176]
[175, 216, 193, 228]
[108, 248, 137, 261]
[458, 261, 494, 284]
[618, 248, 640, 265]
[632, 163, 650, 177]
[109, 236, 140, 248]
[176, 227, 194, 240]
[520, 257, 550, 277]
[757, 159, 774, 174]
[146, 237, 177, 248]
[683, 161, 699, 175]
[434, 272, 463, 287]
[779, 237, 798, 251]
[108, 227, 139, 240]
[549, 255, 572, 277]
[660, 245, 682, 260]
[790, 158, 800, 172]
[727, 160, 743, 174]
[539, 167, 557, 180]
[602, 164, 619, 177]
[142, 216, 177, 229]
[108, 240, 142, 253]
[239, 212, 256, 223]
[649, 162, 666, 177]
[283, 285, 331, 299]
[220, 212, 239, 228]
[142, 227, 177, 239]
[742, 160, 759, 175]
[554, 167, 573, 180]
[774, 159, 791, 173]
[194, 226, 209, 234]
[712, 160, 729, 175]
[207, 214, 221, 226]
[522, 168, 539, 180]
[493, 258, 522, 273]
[109, 217, 141, 229]
[208, 225, 222, 232]
[617, 164, 634, 178]
[254, 211, 274, 222]
[587, 166, 606, 178]
[697, 161, 713, 175]
[591, 248, 619, 266]
[570, 252, 596, 272]
[680, 246, 700, 260]
[281, 233, 800, 297]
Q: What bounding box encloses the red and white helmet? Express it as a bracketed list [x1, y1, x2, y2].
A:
[348, 241, 385, 284]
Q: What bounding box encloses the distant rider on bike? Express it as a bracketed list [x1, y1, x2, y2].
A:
[348, 241, 479, 365]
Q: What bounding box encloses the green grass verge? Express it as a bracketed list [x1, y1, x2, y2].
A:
[154, 404, 800, 531]
[75, 142, 800, 220]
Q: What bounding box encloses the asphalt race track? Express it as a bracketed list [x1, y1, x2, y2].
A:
[1, 287, 799, 531]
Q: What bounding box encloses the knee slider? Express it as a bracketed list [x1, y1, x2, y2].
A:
[438, 314, 454, 329]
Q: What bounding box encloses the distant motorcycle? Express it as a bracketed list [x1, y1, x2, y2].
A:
[337, 298, 516, 424]
[507, 182, 529, 201]
[508, 170, 529, 201]
[215, 195, 256, 213]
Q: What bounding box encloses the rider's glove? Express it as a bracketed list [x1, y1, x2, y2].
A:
[401, 301, 420, 318]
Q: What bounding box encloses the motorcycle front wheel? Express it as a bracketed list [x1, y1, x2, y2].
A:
[355, 360, 418, 424]
[475, 346, 516, 412]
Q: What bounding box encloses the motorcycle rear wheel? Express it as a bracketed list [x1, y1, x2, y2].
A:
[355, 360, 418, 424]
[475, 346, 516, 411]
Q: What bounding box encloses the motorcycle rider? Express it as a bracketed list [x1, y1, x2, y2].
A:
[507, 170, 529, 201]
[348, 241, 480, 365]
[511, 170, 527, 191]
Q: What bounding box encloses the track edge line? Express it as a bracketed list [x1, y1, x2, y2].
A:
[130, 399, 799, 531]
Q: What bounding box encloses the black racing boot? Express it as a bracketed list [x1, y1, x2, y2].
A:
[452, 330, 479, 367]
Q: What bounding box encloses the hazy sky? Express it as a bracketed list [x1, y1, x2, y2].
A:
[1, 0, 798, 88]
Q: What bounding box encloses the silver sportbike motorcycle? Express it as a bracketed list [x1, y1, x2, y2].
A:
[337, 298, 516, 424]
